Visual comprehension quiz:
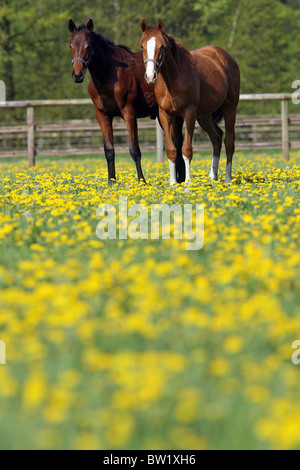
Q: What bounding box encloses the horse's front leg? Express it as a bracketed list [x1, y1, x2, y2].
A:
[182, 108, 197, 184]
[96, 109, 116, 183]
[158, 109, 179, 185]
[123, 108, 146, 183]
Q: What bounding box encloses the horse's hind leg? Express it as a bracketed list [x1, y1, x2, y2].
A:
[223, 104, 237, 183]
[123, 110, 146, 183]
[130, 142, 145, 183]
[197, 116, 223, 181]
[96, 109, 116, 183]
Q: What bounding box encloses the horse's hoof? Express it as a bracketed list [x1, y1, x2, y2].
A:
[108, 179, 116, 187]
[209, 172, 218, 181]
[176, 177, 185, 184]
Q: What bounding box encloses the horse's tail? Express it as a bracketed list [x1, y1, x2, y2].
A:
[212, 107, 224, 126]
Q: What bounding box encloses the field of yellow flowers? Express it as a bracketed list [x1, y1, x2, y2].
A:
[0, 150, 299, 450]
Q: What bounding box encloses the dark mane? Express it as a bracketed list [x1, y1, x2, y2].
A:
[162, 31, 190, 63]
[77, 24, 132, 52]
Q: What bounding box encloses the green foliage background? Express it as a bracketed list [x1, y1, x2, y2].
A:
[0, 0, 300, 118]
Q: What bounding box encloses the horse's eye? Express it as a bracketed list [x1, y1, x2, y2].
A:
[140, 45, 143, 50]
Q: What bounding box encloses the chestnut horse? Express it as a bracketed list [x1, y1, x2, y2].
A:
[140, 19, 240, 184]
[69, 19, 158, 183]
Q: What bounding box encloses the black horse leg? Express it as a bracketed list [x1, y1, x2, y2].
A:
[130, 144, 146, 183]
[96, 109, 116, 184]
[105, 147, 116, 183]
[173, 117, 185, 183]
[124, 109, 146, 183]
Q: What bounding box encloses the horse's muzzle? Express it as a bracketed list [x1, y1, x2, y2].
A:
[144, 71, 157, 85]
[72, 69, 86, 83]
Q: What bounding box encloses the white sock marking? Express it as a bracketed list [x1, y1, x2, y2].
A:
[210, 155, 219, 181]
[225, 161, 232, 183]
[169, 160, 177, 185]
[146, 37, 156, 81]
[183, 155, 191, 183]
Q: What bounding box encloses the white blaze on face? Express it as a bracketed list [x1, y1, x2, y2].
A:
[146, 37, 156, 83]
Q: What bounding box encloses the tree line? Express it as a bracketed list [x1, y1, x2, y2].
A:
[1, 0, 300, 120]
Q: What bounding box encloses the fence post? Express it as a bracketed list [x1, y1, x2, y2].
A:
[281, 99, 289, 162]
[0, 81, 6, 101]
[27, 106, 35, 167]
[156, 118, 164, 162]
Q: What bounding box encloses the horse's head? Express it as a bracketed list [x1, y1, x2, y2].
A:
[69, 19, 94, 83]
[140, 19, 165, 85]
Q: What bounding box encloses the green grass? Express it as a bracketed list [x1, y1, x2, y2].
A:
[0, 150, 299, 449]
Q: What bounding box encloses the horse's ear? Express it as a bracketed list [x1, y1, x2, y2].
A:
[87, 19, 94, 32]
[69, 19, 76, 33]
[141, 19, 147, 32]
[157, 19, 164, 31]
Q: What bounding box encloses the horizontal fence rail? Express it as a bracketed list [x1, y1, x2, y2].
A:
[0, 94, 295, 165]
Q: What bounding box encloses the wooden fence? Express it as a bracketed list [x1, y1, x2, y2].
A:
[0, 93, 295, 166]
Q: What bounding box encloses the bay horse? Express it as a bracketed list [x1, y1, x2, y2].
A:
[69, 19, 158, 183]
[140, 19, 240, 184]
